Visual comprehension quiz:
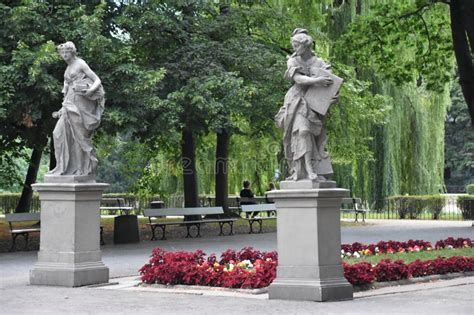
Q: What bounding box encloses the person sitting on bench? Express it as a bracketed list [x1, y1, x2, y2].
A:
[240, 180, 257, 205]
[265, 182, 276, 204]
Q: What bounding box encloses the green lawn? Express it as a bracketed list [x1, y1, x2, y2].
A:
[344, 247, 474, 265]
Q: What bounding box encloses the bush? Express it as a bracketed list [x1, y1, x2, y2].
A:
[435, 237, 473, 249]
[457, 195, 474, 220]
[348, 256, 474, 286]
[140, 242, 474, 289]
[139, 247, 277, 289]
[375, 259, 409, 281]
[388, 195, 446, 219]
[466, 184, 474, 195]
[0, 192, 40, 213]
[0, 192, 162, 214]
[424, 196, 445, 220]
[342, 262, 375, 285]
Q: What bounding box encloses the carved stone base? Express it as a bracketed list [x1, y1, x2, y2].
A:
[31, 181, 109, 287]
[30, 261, 109, 287]
[280, 179, 336, 190]
[269, 277, 353, 302]
[44, 174, 96, 183]
[266, 187, 353, 302]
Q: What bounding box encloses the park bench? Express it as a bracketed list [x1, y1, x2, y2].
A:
[143, 207, 237, 240]
[5, 213, 105, 251]
[240, 203, 277, 233]
[101, 198, 139, 244]
[100, 197, 133, 215]
[340, 197, 369, 222]
[5, 213, 41, 251]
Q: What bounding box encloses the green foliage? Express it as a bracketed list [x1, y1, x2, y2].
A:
[337, 0, 452, 91]
[324, 1, 451, 202]
[0, 1, 164, 172]
[456, 195, 474, 220]
[466, 185, 474, 195]
[388, 195, 446, 219]
[0, 0, 457, 206]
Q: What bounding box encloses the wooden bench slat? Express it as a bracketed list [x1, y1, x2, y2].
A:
[144, 207, 224, 217]
[147, 217, 238, 227]
[100, 207, 133, 209]
[11, 228, 41, 233]
[5, 213, 41, 222]
[144, 207, 236, 240]
[240, 204, 277, 212]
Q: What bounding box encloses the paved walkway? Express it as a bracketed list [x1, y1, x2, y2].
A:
[0, 220, 473, 314]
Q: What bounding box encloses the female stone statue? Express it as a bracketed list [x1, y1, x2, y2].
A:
[275, 29, 339, 181]
[49, 41, 105, 177]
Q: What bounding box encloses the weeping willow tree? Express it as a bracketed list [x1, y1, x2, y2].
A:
[269, 0, 452, 204]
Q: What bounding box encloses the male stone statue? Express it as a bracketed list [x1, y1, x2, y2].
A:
[275, 28, 342, 182]
[49, 41, 105, 178]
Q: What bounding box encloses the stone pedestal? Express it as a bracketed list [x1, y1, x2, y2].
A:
[267, 182, 353, 301]
[30, 176, 109, 287]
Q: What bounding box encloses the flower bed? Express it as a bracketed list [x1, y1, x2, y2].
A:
[343, 256, 474, 285]
[139, 238, 473, 289]
[140, 247, 277, 289]
[341, 237, 472, 258]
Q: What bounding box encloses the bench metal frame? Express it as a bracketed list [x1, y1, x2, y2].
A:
[340, 198, 369, 222]
[143, 207, 236, 240]
[240, 204, 277, 233]
[5, 213, 41, 251]
[6, 213, 105, 251]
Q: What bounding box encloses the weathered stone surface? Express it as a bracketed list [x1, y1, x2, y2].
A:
[275, 28, 342, 182]
[279, 179, 336, 190]
[49, 41, 105, 178]
[30, 181, 109, 287]
[267, 187, 353, 302]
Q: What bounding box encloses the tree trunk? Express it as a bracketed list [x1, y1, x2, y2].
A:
[49, 135, 56, 171]
[215, 129, 230, 215]
[181, 129, 199, 209]
[450, 0, 474, 123]
[15, 145, 44, 213]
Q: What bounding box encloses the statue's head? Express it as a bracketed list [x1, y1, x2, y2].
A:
[291, 28, 314, 56]
[57, 41, 77, 62]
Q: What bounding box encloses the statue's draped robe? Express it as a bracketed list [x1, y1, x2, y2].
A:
[275, 54, 333, 178]
[50, 71, 104, 176]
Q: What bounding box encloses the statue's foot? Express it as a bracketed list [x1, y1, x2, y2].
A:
[308, 172, 318, 180]
[286, 173, 297, 181]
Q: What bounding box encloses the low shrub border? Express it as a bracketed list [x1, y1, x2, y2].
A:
[140, 238, 473, 290]
[343, 256, 474, 285]
[341, 237, 472, 258]
[387, 195, 446, 219]
[457, 195, 474, 220]
[140, 247, 278, 289]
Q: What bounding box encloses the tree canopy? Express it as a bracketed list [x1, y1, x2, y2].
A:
[1, 0, 472, 211]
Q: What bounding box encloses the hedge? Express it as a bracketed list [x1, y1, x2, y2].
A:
[0, 193, 209, 214]
[387, 195, 446, 219]
[466, 184, 474, 195]
[0, 192, 161, 214]
[457, 195, 474, 220]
